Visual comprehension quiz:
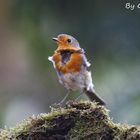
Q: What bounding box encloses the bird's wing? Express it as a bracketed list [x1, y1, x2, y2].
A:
[82, 54, 91, 68]
[48, 56, 53, 62]
[48, 56, 56, 68]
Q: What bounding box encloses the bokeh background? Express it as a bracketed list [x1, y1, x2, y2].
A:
[0, 0, 140, 127]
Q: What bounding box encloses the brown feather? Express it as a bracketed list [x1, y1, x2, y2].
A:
[85, 89, 106, 106]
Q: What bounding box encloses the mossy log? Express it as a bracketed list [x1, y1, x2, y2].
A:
[0, 101, 140, 140]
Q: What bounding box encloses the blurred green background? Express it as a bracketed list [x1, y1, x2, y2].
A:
[0, 0, 140, 127]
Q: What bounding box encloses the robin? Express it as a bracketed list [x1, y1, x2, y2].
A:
[48, 34, 105, 105]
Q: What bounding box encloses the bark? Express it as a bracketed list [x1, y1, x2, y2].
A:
[0, 101, 140, 140]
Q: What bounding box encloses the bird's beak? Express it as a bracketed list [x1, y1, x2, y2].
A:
[52, 37, 59, 42]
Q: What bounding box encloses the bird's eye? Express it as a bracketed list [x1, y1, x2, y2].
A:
[67, 39, 71, 43]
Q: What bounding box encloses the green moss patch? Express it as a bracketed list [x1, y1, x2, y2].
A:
[0, 100, 140, 140]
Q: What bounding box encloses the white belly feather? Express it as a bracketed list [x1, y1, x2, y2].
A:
[58, 70, 94, 92]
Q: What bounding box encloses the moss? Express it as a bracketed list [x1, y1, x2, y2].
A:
[0, 100, 140, 140]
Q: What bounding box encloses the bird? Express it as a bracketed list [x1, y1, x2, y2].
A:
[48, 34, 105, 105]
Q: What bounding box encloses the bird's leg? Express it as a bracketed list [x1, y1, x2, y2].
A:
[58, 91, 70, 105]
[75, 91, 84, 101]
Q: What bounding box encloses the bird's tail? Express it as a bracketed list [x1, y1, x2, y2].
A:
[85, 89, 106, 106]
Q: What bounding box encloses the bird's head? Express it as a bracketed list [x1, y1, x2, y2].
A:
[52, 34, 81, 52]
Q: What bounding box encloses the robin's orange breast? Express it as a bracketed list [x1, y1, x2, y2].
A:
[53, 52, 82, 74]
